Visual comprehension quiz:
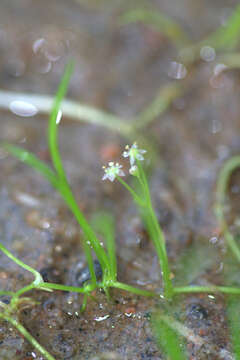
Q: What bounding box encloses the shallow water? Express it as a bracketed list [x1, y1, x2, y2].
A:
[0, 0, 240, 359]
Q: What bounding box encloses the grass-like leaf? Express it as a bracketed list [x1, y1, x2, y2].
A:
[121, 9, 189, 48]
[3, 63, 111, 278]
[48, 61, 74, 180]
[92, 212, 117, 280]
[0, 312, 55, 360]
[3, 143, 58, 189]
[227, 296, 240, 359]
[152, 313, 186, 360]
[204, 4, 240, 51]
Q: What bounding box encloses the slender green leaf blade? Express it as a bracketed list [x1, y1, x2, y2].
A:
[203, 5, 240, 51]
[82, 239, 97, 286]
[227, 296, 240, 360]
[3, 143, 58, 188]
[121, 9, 189, 47]
[152, 314, 186, 360]
[91, 212, 117, 280]
[48, 62, 74, 179]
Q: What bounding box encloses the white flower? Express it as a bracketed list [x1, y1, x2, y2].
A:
[122, 142, 146, 166]
[102, 162, 125, 182]
[129, 165, 138, 176]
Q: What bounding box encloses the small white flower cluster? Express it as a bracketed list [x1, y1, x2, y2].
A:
[102, 162, 124, 182]
[102, 142, 146, 182]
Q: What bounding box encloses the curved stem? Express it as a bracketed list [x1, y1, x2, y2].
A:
[0, 242, 43, 284]
[116, 176, 145, 206]
[215, 156, 240, 262]
[0, 312, 56, 360]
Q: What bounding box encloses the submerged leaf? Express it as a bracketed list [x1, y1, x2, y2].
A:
[152, 313, 186, 360]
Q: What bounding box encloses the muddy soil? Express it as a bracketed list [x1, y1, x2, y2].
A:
[0, 0, 240, 359]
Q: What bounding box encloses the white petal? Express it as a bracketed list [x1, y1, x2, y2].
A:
[136, 154, 144, 161]
[139, 149, 147, 154]
[102, 174, 108, 181]
[109, 174, 115, 182]
[123, 151, 129, 158]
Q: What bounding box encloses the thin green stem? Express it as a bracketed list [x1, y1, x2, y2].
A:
[80, 293, 89, 312]
[48, 62, 74, 180]
[112, 281, 157, 297]
[0, 242, 43, 285]
[38, 282, 88, 293]
[215, 156, 240, 262]
[59, 184, 110, 273]
[10, 284, 37, 309]
[0, 290, 15, 296]
[116, 176, 145, 206]
[82, 240, 97, 286]
[143, 209, 173, 298]
[0, 312, 56, 360]
[105, 217, 117, 281]
[174, 285, 240, 295]
[135, 161, 173, 298]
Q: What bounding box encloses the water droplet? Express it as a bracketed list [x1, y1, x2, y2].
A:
[167, 61, 187, 80]
[125, 312, 133, 317]
[216, 262, 224, 274]
[210, 236, 218, 244]
[9, 100, 38, 117]
[13, 191, 41, 208]
[211, 119, 222, 134]
[38, 60, 52, 74]
[214, 63, 227, 76]
[208, 295, 215, 300]
[32, 38, 46, 54]
[200, 46, 216, 62]
[94, 314, 110, 322]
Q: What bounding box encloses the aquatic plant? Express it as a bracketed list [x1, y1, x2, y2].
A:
[152, 312, 186, 360]
[2, 63, 240, 359]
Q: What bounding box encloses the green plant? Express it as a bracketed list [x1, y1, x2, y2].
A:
[2, 63, 157, 302]
[2, 63, 240, 360]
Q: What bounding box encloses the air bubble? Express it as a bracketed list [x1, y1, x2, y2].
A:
[9, 100, 38, 117]
[168, 61, 187, 80]
[200, 46, 216, 62]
